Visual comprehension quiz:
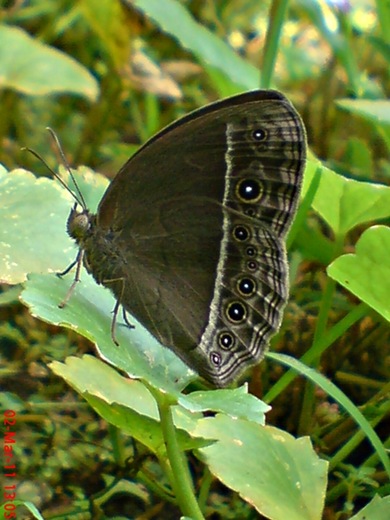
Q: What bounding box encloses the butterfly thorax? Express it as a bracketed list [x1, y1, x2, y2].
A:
[67, 205, 126, 290]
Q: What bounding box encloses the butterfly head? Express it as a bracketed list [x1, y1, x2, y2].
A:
[66, 203, 94, 244]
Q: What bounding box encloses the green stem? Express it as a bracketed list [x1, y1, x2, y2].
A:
[138, 470, 177, 504]
[287, 163, 322, 249]
[75, 69, 121, 165]
[261, 0, 289, 88]
[264, 302, 369, 403]
[364, 428, 390, 468]
[198, 467, 213, 513]
[303, 1, 361, 94]
[128, 90, 150, 143]
[376, 0, 390, 44]
[143, 91, 160, 138]
[329, 407, 388, 471]
[155, 394, 205, 520]
[108, 423, 126, 466]
[297, 233, 344, 435]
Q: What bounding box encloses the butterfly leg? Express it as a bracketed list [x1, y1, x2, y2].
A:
[104, 276, 134, 346]
[56, 256, 79, 277]
[111, 297, 121, 346]
[57, 249, 84, 309]
[122, 308, 135, 330]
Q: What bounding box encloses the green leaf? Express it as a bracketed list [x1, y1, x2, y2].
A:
[0, 168, 73, 284]
[305, 160, 390, 237]
[0, 25, 99, 100]
[130, 0, 259, 90]
[350, 495, 390, 520]
[22, 273, 194, 395]
[179, 386, 270, 424]
[97, 476, 150, 508]
[50, 356, 207, 454]
[194, 415, 328, 520]
[0, 167, 106, 284]
[342, 137, 374, 178]
[327, 226, 390, 322]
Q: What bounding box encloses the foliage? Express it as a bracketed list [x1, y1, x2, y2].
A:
[0, 0, 389, 519]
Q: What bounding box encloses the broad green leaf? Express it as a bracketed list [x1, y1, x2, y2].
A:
[0, 25, 98, 100]
[0, 167, 106, 284]
[50, 356, 208, 454]
[327, 226, 390, 322]
[179, 386, 270, 424]
[130, 0, 259, 90]
[350, 494, 390, 520]
[342, 137, 374, 178]
[305, 160, 390, 237]
[294, 223, 334, 264]
[194, 415, 328, 520]
[21, 273, 194, 395]
[0, 168, 73, 284]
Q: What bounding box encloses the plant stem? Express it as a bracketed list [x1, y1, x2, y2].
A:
[108, 423, 126, 466]
[198, 467, 213, 513]
[264, 302, 368, 403]
[261, 0, 289, 88]
[156, 394, 205, 520]
[297, 233, 344, 435]
[287, 163, 322, 249]
[376, 0, 390, 43]
[329, 406, 388, 471]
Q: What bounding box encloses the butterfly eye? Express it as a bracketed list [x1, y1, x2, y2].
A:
[233, 225, 251, 241]
[247, 260, 258, 271]
[210, 352, 222, 366]
[245, 208, 256, 217]
[218, 332, 235, 350]
[226, 301, 247, 323]
[252, 128, 267, 141]
[236, 178, 262, 203]
[237, 277, 256, 297]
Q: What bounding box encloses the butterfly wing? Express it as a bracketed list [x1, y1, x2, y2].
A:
[95, 90, 306, 386]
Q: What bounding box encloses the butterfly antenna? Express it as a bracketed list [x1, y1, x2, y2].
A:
[22, 145, 83, 209]
[45, 127, 88, 210]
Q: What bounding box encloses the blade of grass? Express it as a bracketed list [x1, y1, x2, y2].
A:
[267, 352, 390, 478]
[265, 302, 369, 402]
[261, 0, 289, 89]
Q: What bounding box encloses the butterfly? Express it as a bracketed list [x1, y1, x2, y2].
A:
[58, 90, 306, 387]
